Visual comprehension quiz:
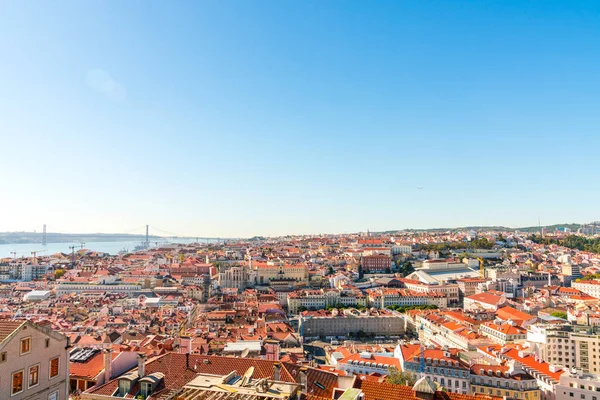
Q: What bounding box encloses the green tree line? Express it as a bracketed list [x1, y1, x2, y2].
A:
[530, 234, 600, 254]
[416, 237, 494, 252]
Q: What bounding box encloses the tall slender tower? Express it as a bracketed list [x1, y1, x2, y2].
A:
[42, 224, 47, 246]
[145, 225, 149, 246]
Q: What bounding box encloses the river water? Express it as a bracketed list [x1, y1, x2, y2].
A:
[0, 238, 203, 258]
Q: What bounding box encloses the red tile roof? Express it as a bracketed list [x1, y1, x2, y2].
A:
[0, 320, 23, 343]
[465, 293, 503, 306]
[495, 306, 535, 324]
[87, 353, 339, 398]
[358, 380, 502, 400]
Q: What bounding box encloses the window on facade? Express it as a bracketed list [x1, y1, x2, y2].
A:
[20, 337, 31, 355]
[49, 391, 59, 400]
[1, 351, 6, 363]
[12, 370, 24, 395]
[140, 382, 152, 399]
[570, 393, 574, 397]
[119, 380, 131, 396]
[49, 357, 59, 378]
[45, 338, 50, 348]
[29, 364, 39, 387]
[582, 396, 586, 399]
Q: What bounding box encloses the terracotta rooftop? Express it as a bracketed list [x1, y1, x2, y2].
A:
[87, 353, 339, 398]
[357, 380, 502, 400]
[465, 293, 503, 306]
[0, 320, 23, 343]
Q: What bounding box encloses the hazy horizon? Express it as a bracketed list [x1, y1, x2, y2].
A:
[2, 1, 599, 237]
[0, 219, 592, 239]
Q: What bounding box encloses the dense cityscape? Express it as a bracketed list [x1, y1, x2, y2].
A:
[3, 1, 599, 400]
[1, 225, 600, 400]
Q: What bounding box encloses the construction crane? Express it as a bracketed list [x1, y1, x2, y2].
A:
[69, 245, 76, 269]
[30, 250, 46, 262]
[478, 257, 485, 278]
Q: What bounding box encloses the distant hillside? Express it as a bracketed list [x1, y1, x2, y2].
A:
[382, 223, 584, 234]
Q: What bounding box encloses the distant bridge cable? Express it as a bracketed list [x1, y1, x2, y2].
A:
[149, 225, 184, 238]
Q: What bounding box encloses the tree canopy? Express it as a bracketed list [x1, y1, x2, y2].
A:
[550, 311, 568, 320]
[387, 368, 418, 386]
[530, 234, 600, 254]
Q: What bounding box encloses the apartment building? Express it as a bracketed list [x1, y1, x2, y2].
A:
[479, 321, 527, 345]
[361, 247, 392, 257]
[417, 313, 494, 351]
[421, 259, 468, 270]
[477, 344, 563, 400]
[287, 288, 366, 314]
[469, 362, 540, 400]
[401, 278, 460, 304]
[555, 370, 600, 400]
[464, 292, 507, 312]
[218, 265, 252, 290]
[402, 347, 471, 394]
[562, 264, 582, 280]
[298, 308, 404, 338]
[366, 288, 448, 308]
[456, 278, 486, 299]
[56, 282, 142, 296]
[361, 255, 391, 272]
[573, 280, 600, 299]
[522, 272, 560, 290]
[391, 243, 412, 255]
[337, 351, 400, 376]
[527, 324, 600, 374]
[0, 320, 70, 400]
[22, 263, 49, 281]
[255, 262, 308, 285]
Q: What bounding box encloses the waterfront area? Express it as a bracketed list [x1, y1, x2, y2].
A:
[1, 227, 600, 400]
[0, 238, 203, 258]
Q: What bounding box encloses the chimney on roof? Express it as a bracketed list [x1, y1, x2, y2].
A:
[299, 367, 308, 393]
[137, 353, 147, 378]
[103, 349, 113, 384]
[273, 362, 281, 381]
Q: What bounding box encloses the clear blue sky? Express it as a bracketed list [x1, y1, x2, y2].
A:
[1, 1, 599, 237]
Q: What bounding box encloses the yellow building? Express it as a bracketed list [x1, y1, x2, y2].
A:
[255, 261, 308, 285]
[470, 363, 540, 400]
